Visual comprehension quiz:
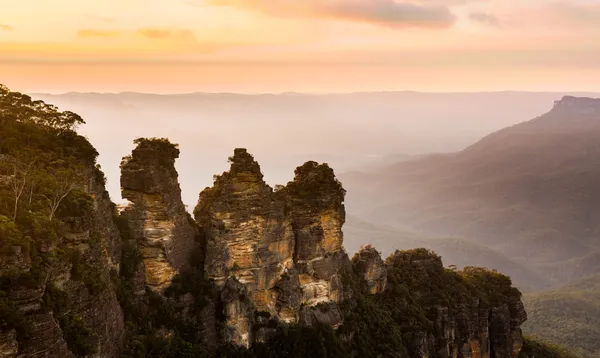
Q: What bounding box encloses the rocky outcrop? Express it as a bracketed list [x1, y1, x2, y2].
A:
[195, 149, 295, 319]
[195, 150, 349, 345]
[219, 277, 255, 347]
[352, 246, 387, 294]
[0, 165, 125, 358]
[552, 96, 600, 114]
[380, 249, 527, 358]
[120, 138, 199, 291]
[280, 161, 348, 309]
[0, 88, 534, 357]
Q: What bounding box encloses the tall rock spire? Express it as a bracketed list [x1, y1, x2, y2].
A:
[120, 138, 199, 291]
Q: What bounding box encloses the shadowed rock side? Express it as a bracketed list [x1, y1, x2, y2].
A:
[120, 138, 199, 291]
[194, 150, 349, 346]
[0, 167, 125, 358]
[352, 248, 527, 358]
[352, 246, 388, 294]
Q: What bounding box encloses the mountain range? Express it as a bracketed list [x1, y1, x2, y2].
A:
[341, 96, 600, 290]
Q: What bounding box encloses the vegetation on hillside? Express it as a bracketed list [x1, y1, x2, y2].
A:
[523, 275, 600, 357]
[341, 98, 600, 290]
[0, 84, 105, 354]
[214, 249, 523, 357]
[519, 336, 580, 358]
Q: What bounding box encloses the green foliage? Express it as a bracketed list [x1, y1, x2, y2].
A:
[59, 313, 98, 357]
[0, 85, 99, 282]
[522, 275, 600, 357]
[117, 238, 216, 358]
[281, 161, 346, 208]
[0, 290, 28, 339]
[126, 137, 180, 169]
[0, 85, 106, 353]
[519, 336, 579, 358]
[0, 84, 85, 131]
[68, 248, 105, 295]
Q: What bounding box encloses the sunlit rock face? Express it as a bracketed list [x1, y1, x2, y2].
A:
[195, 148, 295, 317]
[120, 138, 199, 291]
[281, 161, 348, 307]
[195, 150, 350, 345]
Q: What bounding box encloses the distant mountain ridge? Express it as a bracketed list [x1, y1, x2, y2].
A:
[29, 90, 600, 212]
[341, 96, 600, 289]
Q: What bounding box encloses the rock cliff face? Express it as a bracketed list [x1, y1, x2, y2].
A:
[0, 89, 540, 358]
[0, 167, 125, 358]
[120, 138, 199, 291]
[194, 150, 348, 346]
[0, 140, 531, 358]
[361, 249, 527, 358]
[352, 246, 388, 294]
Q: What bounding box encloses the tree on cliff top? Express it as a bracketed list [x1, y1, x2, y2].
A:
[0, 84, 85, 131]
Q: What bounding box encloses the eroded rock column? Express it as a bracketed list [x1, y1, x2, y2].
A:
[120, 138, 198, 291]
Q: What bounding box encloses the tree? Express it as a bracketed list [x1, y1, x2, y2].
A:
[0, 154, 37, 220]
[0, 84, 85, 131]
[40, 162, 82, 221]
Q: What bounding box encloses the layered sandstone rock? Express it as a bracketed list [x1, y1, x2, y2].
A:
[280, 161, 348, 309]
[195, 150, 350, 345]
[195, 148, 295, 316]
[120, 138, 199, 291]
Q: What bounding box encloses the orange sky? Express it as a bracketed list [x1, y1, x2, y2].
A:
[1, 0, 600, 93]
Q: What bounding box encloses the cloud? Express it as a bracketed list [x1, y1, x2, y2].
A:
[205, 0, 456, 29]
[0, 24, 13, 31]
[77, 27, 197, 42]
[78, 29, 122, 37]
[543, 1, 600, 29]
[468, 11, 501, 27]
[137, 28, 196, 40]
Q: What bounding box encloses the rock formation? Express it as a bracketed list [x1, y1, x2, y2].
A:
[194, 150, 349, 346]
[0, 88, 544, 358]
[120, 138, 199, 291]
[364, 249, 527, 358]
[0, 165, 125, 358]
[352, 246, 388, 294]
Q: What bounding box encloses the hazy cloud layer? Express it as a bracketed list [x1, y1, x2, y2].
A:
[468, 11, 501, 27]
[0, 24, 13, 31]
[78, 27, 198, 41]
[544, 1, 600, 29]
[138, 28, 196, 40]
[78, 29, 121, 37]
[205, 0, 456, 28]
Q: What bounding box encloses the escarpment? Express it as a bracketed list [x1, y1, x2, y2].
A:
[345, 247, 527, 358]
[0, 117, 125, 357]
[0, 87, 557, 358]
[119, 138, 199, 291]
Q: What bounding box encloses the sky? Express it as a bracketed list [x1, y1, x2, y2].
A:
[1, 0, 600, 93]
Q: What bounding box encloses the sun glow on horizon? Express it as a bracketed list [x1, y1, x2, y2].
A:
[2, 0, 600, 93]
